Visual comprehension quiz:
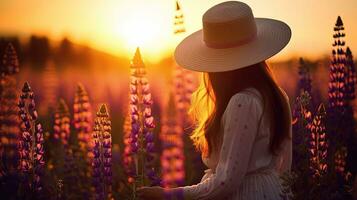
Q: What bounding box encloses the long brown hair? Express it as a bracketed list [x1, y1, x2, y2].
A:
[189, 62, 291, 157]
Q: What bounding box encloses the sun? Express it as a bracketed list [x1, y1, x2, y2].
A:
[113, 2, 174, 62]
[120, 14, 160, 48]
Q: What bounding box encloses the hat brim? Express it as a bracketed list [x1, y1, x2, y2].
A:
[174, 18, 291, 72]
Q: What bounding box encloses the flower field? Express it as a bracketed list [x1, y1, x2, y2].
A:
[0, 4, 357, 200]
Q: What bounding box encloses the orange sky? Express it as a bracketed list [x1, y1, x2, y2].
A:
[1, 0, 357, 62]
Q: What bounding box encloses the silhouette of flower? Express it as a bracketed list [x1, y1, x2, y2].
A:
[309, 104, 328, 179]
[328, 16, 347, 108]
[344, 47, 356, 101]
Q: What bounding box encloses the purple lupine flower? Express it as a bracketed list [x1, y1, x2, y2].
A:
[172, 65, 196, 185]
[34, 123, 45, 191]
[160, 94, 185, 188]
[92, 104, 112, 200]
[328, 16, 347, 109]
[52, 98, 83, 199]
[129, 47, 160, 187]
[0, 43, 19, 77]
[172, 5, 197, 180]
[18, 82, 45, 193]
[344, 47, 356, 101]
[309, 104, 328, 179]
[296, 58, 312, 96]
[53, 99, 70, 145]
[326, 16, 357, 177]
[344, 47, 357, 182]
[74, 83, 93, 156]
[291, 91, 312, 172]
[326, 16, 347, 161]
[0, 43, 21, 173]
[53, 98, 76, 192]
[173, 0, 195, 121]
[173, 64, 195, 118]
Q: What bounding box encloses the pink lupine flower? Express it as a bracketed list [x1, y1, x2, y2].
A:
[128, 47, 160, 188]
[0, 43, 20, 173]
[328, 16, 347, 108]
[74, 83, 93, 155]
[326, 16, 356, 181]
[18, 82, 45, 192]
[309, 104, 328, 179]
[53, 99, 70, 146]
[160, 94, 185, 188]
[334, 147, 347, 175]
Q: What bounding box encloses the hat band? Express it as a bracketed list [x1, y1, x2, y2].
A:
[204, 33, 257, 49]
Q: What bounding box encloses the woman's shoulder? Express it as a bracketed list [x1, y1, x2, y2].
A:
[222, 88, 264, 123]
[229, 87, 263, 106]
[224, 88, 264, 118]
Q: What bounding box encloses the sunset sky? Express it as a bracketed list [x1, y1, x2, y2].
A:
[1, 0, 357, 62]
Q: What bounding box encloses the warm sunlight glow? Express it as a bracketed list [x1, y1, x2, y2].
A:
[1, 0, 357, 62]
[120, 14, 160, 49]
[112, 1, 174, 62]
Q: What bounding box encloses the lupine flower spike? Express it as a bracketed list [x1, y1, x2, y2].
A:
[309, 104, 328, 179]
[74, 83, 93, 157]
[18, 82, 45, 193]
[0, 43, 19, 77]
[327, 16, 357, 179]
[92, 104, 113, 200]
[344, 47, 356, 101]
[173, 0, 186, 34]
[172, 0, 200, 186]
[160, 94, 185, 188]
[297, 58, 312, 95]
[334, 146, 347, 175]
[53, 98, 77, 193]
[173, 0, 194, 118]
[0, 43, 20, 174]
[129, 47, 160, 189]
[291, 91, 312, 172]
[343, 46, 357, 182]
[53, 99, 70, 146]
[328, 16, 347, 109]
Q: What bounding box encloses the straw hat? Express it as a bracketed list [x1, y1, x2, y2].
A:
[174, 1, 291, 72]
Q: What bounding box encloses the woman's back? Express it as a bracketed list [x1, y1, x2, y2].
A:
[202, 88, 291, 173]
[182, 88, 292, 199]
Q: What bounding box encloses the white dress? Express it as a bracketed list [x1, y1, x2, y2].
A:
[179, 88, 292, 200]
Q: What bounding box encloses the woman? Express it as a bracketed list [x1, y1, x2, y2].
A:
[138, 1, 292, 199]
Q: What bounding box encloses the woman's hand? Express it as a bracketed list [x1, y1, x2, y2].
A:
[137, 186, 165, 200]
